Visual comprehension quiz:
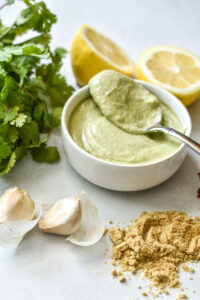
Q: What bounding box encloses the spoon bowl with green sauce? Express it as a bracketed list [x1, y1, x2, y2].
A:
[89, 70, 199, 155]
[61, 74, 192, 191]
[89, 70, 163, 135]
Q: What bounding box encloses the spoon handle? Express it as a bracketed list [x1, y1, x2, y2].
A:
[149, 125, 200, 155]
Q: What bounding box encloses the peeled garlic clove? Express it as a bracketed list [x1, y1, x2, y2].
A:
[67, 192, 105, 246]
[0, 186, 35, 223]
[39, 197, 81, 235]
[0, 204, 41, 248]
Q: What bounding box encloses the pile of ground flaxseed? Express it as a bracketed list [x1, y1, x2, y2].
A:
[108, 210, 200, 298]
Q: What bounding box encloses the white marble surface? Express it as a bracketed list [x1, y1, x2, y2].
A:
[1, 0, 200, 299]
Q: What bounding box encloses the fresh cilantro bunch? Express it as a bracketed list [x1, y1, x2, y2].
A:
[0, 0, 74, 175]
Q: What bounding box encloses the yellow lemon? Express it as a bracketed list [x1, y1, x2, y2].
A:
[70, 24, 135, 86]
[137, 46, 200, 106]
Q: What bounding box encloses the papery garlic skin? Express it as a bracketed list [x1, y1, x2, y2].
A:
[67, 192, 105, 246]
[0, 187, 35, 223]
[0, 204, 41, 248]
[38, 197, 81, 235]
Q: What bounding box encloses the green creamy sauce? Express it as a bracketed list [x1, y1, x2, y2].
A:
[89, 70, 162, 134]
[69, 70, 182, 164]
[69, 98, 182, 164]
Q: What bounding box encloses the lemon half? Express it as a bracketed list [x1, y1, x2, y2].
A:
[137, 46, 200, 106]
[70, 24, 135, 86]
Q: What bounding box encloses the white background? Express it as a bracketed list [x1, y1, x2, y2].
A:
[1, 0, 200, 299]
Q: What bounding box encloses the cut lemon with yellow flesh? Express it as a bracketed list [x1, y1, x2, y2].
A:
[70, 24, 135, 86]
[137, 46, 200, 106]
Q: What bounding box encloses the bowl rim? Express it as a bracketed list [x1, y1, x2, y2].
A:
[61, 80, 192, 168]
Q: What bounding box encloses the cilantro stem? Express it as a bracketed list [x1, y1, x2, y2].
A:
[0, 3, 7, 10]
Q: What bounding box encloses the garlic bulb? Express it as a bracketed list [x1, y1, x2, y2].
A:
[0, 187, 41, 248]
[0, 187, 35, 222]
[39, 197, 81, 235]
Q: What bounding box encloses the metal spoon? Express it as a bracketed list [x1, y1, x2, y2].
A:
[146, 114, 200, 155]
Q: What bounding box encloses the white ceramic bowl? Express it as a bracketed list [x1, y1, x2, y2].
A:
[61, 80, 191, 191]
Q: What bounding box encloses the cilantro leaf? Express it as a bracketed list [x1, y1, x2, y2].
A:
[19, 121, 40, 146]
[10, 113, 30, 127]
[11, 56, 39, 86]
[0, 124, 18, 143]
[0, 152, 16, 175]
[1, 2, 57, 43]
[1, 77, 16, 101]
[29, 121, 40, 145]
[50, 107, 62, 128]
[19, 33, 51, 47]
[7, 126, 18, 143]
[4, 106, 19, 123]
[0, 1, 73, 174]
[1, 43, 49, 60]
[15, 2, 57, 33]
[36, 48, 74, 107]
[31, 144, 60, 163]
[0, 137, 11, 162]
